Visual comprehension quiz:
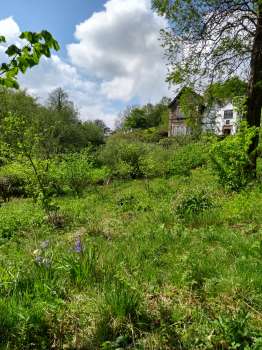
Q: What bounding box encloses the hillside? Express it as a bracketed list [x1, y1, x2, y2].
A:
[1, 137, 262, 349]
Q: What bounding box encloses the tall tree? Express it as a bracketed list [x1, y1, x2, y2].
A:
[47, 87, 78, 123]
[47, 88, 72, 112]
[152, 0, 262, 168]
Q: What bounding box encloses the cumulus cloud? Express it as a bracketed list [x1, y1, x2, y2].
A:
[68, 0, 170, 103]
[19, 55, 118, 128]
[0, 17, 23, 61]
[0, 0, 170, 128]
[0, 17, 20, 41]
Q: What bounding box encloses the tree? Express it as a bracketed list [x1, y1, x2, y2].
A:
[152, 0, 262, 170]
[0, 113, 58, 212]
[48, 88, 72, 111]
[204, 77, 248, 106]
[0, 30, 59, 89]
[119, 99, 171, 130]
[80, 121, 105, 146]
[179, 88, 204, 136]
[94, 119, 111, 134]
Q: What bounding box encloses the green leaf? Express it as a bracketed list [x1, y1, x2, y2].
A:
[0, 63, 9, 71]
[0, 35, 6, 43]
[5, 45, 21, 57]
[52, 40, 60, 51]
[20, 31, 33, 42]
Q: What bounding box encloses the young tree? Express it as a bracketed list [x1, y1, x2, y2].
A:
[152, 0, 262, 169]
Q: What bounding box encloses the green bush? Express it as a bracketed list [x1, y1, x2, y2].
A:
[99, 137, 210, 180]
[139, 147, 171, 178]
[49, 149, 94, 195]
[210, 123, 258, 190]
[169, 142, 208, 177]
[0, 162, 32, 198]
[99, 138, 148, 179]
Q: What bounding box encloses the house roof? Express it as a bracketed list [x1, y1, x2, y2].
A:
[168, 87, 203, 108]
[168, 88, 187, 108]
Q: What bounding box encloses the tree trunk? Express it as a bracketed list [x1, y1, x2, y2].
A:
[246, 4, 262, 171]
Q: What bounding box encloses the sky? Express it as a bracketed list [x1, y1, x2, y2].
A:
[0, 0, 171, 128]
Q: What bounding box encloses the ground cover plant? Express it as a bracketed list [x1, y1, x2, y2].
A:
[0, 133, 262, 349]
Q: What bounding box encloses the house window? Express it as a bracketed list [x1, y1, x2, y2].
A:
[224, 110, 233, 119]
[225, 120, 230, 125]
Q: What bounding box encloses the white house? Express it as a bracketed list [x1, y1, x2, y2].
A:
[202, 101, 239, 136]
[169, 90, 241, 136]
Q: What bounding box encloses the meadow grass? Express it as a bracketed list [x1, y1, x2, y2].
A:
[0, 168, 262, 349]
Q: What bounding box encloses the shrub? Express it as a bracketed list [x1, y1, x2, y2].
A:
[99, 138, 148, 179]
[50, 149, 94, 195]
[139, 147, 171, 178]
[169, 142, 208, 177]
[89, 167, 110, 185]
[210, 122, 258, 190]
[0, 163, 29, 198]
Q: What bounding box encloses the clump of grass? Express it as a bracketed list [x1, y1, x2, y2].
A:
[175, 188, 215, 221]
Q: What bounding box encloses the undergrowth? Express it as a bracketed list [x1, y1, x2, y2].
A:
[0, 167, 262, 349]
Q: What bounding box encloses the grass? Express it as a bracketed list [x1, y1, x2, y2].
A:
[0, 168, 262, 349]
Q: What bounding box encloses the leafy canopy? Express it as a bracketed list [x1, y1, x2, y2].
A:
[152, 0, 257, 86]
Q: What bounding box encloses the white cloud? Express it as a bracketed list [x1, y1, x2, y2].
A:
[68, 0, 170, 103]
[0, 0, 170, 128]
[0, 17, 20, 41]
[18, 55, 118, 128]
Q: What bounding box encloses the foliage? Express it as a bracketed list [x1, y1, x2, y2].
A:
[49, 149, 97, 195]
[179, 87, 204, 135]
[99, 136, 211, 180]
[99, 138, 148, 178]
[0, 30, 59, 89]
[0, 113, 58, 211]
[175, 189, 214, 219]
[204, 77, 248, 106]
[0, 88, 106, 155]
[0, 175, 26, 202]
[169, 141, 209, 176]
[152, 1, 255, 86]
[210, 122, 258, 190]
[119, 97, 170, 130]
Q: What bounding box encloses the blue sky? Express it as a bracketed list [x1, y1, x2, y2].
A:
[0, 0, 105, 55]
[0, 0, 170, 128]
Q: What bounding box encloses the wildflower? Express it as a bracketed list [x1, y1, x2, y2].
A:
[75, 236, 83, 253]
[33, 249, 40, 256]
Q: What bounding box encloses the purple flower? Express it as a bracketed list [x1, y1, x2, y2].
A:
[75, 236, 83, 253]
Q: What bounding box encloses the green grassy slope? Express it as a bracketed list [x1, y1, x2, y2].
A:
[0, 168, 262, 349]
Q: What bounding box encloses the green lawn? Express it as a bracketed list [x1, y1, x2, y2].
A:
[1, 168, 262, 349]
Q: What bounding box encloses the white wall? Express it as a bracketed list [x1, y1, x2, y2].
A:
[203, 101, 240, 135]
